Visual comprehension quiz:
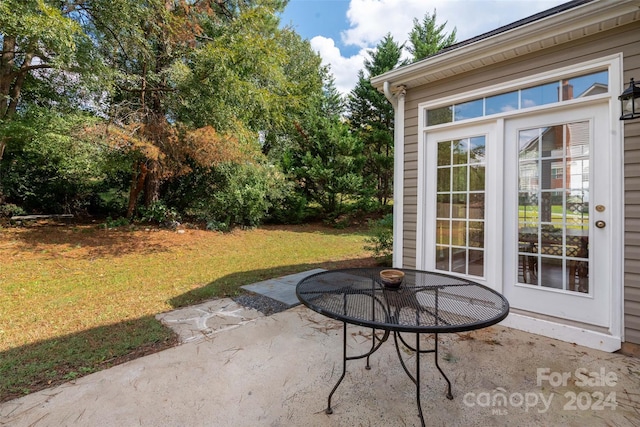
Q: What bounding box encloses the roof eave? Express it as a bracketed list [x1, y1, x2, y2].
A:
[370, 0, 640, 93]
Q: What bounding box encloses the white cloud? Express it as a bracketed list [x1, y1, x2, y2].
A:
[310, 36, 369, 96]
[342, 0, 427, 49]
[316, 0, 567, 95]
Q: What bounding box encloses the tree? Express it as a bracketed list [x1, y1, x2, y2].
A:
[0, 0, 85, 171]
[0, 0, 131, 208]
[86, 0, 307, 217]
[286, 73, 364, 216]
[406, 9, 457, 62]
[347, 34, 405, 206]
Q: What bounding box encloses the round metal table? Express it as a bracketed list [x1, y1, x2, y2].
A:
[296, 267, 510, 427]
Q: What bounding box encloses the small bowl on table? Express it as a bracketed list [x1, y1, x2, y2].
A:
[379, 269, 405, 289]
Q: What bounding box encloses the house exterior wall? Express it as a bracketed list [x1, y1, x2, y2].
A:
[399, 21, 640, 344]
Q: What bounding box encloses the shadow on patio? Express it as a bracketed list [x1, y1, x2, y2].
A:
[1, 300, 639, 426]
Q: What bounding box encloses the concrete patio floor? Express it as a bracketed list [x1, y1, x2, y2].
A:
[1, 272, 640, 426]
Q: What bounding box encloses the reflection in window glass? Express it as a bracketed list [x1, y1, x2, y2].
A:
[486, 92, 518, 115]
[452, 194, 467, 219]
[518, 129, 540, 160]
[468, 250, 484, 276]
[437, 168, 450, 192]
[519, 162, 538, 191]
[452, 166, 467, 191]
[469, 137, 485, 163]
[438, 141, 451, 165]
[435, 135, 486, 278]
[436, 246, 450, 271]
[541, 125, 562, 157]
[428, 106, 453, 125]
[469, 222, 484, 247]
[452, 248, 466, 274]
[567, 71, 608, 99]
[516, 123, 590, 293]
[453, 139, 468, 165]
[436, 221, 450, 244]
[540, 161, 558, 187]
[425, 69, 608, 127]
[469, 193, 485, 219]
[454, 99, 483, 121]
[437, 194, 450, 217]
[521, 82, 559, 108]
[567, 122, 589, 157]
[469, 166, 485, 191]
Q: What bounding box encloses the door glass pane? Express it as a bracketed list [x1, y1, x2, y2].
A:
[437, 168, 450, 192]
[436, 220, 450, 245]
[437, 194, 450, 217]
[451, 248, 467, 273]
[435, 136, 486, 278]
[516, 122, 589, 293]
[438, 141, 452, 165]
[452, 166, 467, 191]
[452, 194, 467, 219]
[469, 137, 486, 163]
[469, 194, 485, 219]
[469, 222, 484, 247]
[436, 246, 450, 270]
[470, 166, 485, 191]
[469, 250, 485, 277]
[453, 139, 468, 164]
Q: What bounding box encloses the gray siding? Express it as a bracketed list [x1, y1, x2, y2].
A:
[624, 111, 640, 345]
[399, 20, 640, 344]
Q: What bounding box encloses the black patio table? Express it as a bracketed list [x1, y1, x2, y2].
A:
[296, 267, 510, 427]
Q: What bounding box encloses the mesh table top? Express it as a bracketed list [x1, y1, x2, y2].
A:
[296, 268, 509, 333]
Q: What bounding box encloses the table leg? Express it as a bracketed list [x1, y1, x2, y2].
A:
[326, 321, 390, 415]
[415, 333, 425, 427]
[394, 332, 453, 426]
[434, 333, 453, 400]
[366, 329, 375, 370]
[326, 322, 347, 414]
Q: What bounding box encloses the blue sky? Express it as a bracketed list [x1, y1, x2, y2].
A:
[279, 0, 568, 94]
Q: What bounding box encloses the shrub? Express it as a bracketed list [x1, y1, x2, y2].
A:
[169, 161, 288, 229]
[0, 203, 26, 218]
[266, 185, 308, 224]
[0, 109, 106, 215]
[364, 213, 394, 265]
[102, 216, 130, 229]
[137, 201, 181, 227]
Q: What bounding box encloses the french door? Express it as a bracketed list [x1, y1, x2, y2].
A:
[423, 122, 499, 290]
[503, 104, 611, 327]
[423, 103, 613, 327]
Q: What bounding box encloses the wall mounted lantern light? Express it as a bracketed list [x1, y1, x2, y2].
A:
[619, 78, 640, 120]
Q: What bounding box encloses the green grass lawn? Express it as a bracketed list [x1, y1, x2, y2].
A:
[0, 222, 377, 402]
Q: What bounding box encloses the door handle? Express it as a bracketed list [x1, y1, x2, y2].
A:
[595, 220, 606, 229]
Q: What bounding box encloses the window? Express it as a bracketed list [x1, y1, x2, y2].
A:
[426, 70, 609, 126]
[435, 136, 486, 277]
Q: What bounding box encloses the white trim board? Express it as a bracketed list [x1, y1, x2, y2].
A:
[500, 313, 622, 353]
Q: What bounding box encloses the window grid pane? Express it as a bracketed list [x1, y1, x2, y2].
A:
[435, 137, 486, 278]
[517, 123, 590, 293]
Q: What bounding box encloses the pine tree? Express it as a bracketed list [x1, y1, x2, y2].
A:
[347, 34, 404, 206]
[407, 9, 457, 62]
